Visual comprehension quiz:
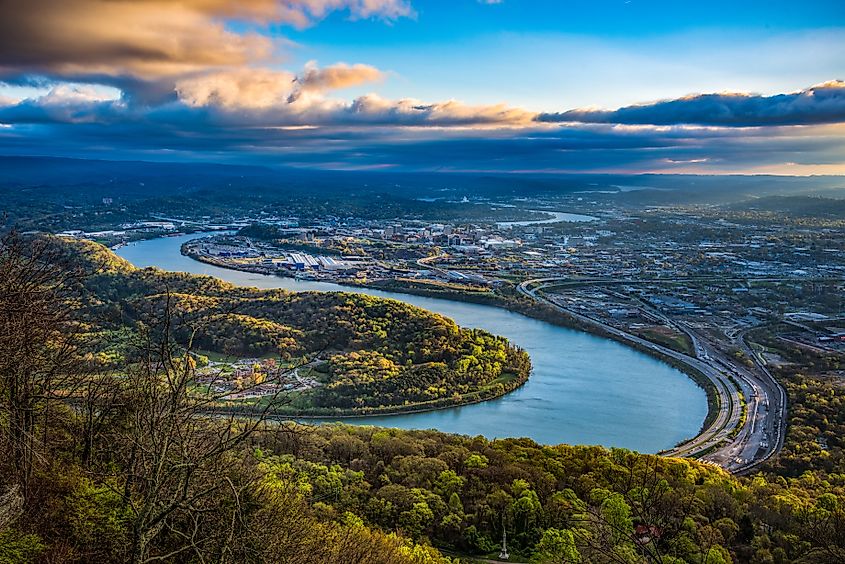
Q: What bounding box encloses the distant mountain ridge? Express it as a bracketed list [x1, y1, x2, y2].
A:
[2, 155, 844, 203]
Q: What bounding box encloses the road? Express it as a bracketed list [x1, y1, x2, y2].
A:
[732, 327, 787, 473]
[517, 277, 787, 473]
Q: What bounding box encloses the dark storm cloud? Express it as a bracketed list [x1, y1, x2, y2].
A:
[320, 125, 845, 173]
[538, 81, 845, 127]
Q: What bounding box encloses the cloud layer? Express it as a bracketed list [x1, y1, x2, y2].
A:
[0, 0, 843, 174]
[539, 81, 845, 127]
[3, 82, 844, 175]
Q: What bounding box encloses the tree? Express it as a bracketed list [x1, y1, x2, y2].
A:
[569, 454, 703, 564]
[534, 528, 580, 563]
[797, 503, 845, 563]
[110, 292, 303, 563]
[0, 231, 86, 502]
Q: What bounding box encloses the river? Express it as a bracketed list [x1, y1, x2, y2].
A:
[116, 233, 706, 453]
[496, 210, 597, 228]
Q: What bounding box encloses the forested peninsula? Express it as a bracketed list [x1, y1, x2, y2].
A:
[59, 236, 531, 415]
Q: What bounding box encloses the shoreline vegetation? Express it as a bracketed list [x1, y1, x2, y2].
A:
[184, 239, 719, 437]
[208, 372, 527, 419]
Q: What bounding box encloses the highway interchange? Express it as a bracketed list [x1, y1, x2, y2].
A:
[517, 278, 787, 474]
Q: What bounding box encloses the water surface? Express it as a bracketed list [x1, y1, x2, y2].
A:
[496, 210, 597, 228]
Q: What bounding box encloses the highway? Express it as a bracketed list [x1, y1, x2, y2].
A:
[732, 327, 787, 473]
[517, 277, 787, 473]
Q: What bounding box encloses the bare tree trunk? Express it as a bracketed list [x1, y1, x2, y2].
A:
[0, 231, 85, 503]
[111, 290, 301, 563]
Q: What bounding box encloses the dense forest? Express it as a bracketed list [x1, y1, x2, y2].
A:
[749, 325, 845, 477]
[55, 236, 530, 414]
[252, 424, 845, 563]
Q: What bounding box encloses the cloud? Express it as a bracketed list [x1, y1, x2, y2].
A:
[0, 0, 412, 100]
[203, 92, 531, 127]
[0, 92, 126, 125]
[176, 69, 297, 109]
[175, 91, 536, 128]
[538, 81, 845, 127]
[173, 62, 386, 111]
[0, 94, 18, 107]
[0, 76, 537, 130]
[0, 1, 843, 176]
[291, 62, 385, 100]
[6, 113, 845, 175]
[4, 82, 845, 176]
[167, 63, 533, 126]
[2, 74, 845, 175]
[337, 94, 536, 126]
[39, 84, 121, 105]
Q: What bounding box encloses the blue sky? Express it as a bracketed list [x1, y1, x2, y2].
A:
[0, 0, 844, 174]
[295, 27, 845, 110]
[284, 0, 845, 107]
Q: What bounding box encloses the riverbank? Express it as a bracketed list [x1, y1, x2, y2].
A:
[208, 371, 530, 419]
[185, 245, 718, 438]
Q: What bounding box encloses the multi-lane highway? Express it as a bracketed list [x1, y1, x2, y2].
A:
[732, 327, 787, 473]
[517, 277, 787, 473]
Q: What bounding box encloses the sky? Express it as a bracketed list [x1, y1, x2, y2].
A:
[1, 0, 844, 175]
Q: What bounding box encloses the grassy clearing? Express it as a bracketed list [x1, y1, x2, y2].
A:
[636, 327, 694, 355]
